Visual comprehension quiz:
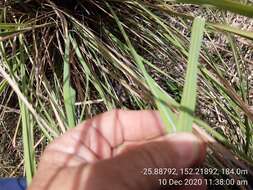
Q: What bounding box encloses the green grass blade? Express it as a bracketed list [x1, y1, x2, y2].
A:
[0, 79, 7, 94]
[70, 35, 113, 110]
[19, 38, 35, 183]
[177, 17, 205, 132]
[20, 101, 35, 184]
[107, 3, 177, 133]
[63, 35, 76, 128]
[209, 23, 253, 40]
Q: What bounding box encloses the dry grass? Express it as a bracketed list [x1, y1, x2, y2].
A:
[0, 1, 253, 189]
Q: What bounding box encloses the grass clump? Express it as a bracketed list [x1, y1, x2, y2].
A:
[0, 0, 253, 188]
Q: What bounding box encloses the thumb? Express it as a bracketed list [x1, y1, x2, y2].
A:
[82, 133, 206, 190]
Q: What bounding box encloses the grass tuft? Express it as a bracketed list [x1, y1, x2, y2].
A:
[0, 1, 253, 188]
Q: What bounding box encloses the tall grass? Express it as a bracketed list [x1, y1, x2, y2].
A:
[0, 0, 253, 188]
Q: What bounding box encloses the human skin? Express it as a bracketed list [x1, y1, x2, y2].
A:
[28, 109, 206, 190]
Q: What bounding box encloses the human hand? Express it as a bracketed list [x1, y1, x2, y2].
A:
[29, 110, 206, 190]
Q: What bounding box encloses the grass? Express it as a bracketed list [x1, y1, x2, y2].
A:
[177, 17, 205, 132]
[0, 0, 253, 188]
[63, 35, 76, 129]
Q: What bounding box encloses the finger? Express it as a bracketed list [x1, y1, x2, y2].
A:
[78, 109, 166, 146]
[71, 109, 167, 159]
[43, 110, 167, 164]
[29, 134, 206, 190]
[79, 133, 206, 190]
[113, 133, 206, 163]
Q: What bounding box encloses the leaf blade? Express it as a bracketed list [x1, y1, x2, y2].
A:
[63, 35, 76, 128]
[177, 17, 205, 132]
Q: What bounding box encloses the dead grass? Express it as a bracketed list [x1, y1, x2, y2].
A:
[0, 2, 253, 189]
